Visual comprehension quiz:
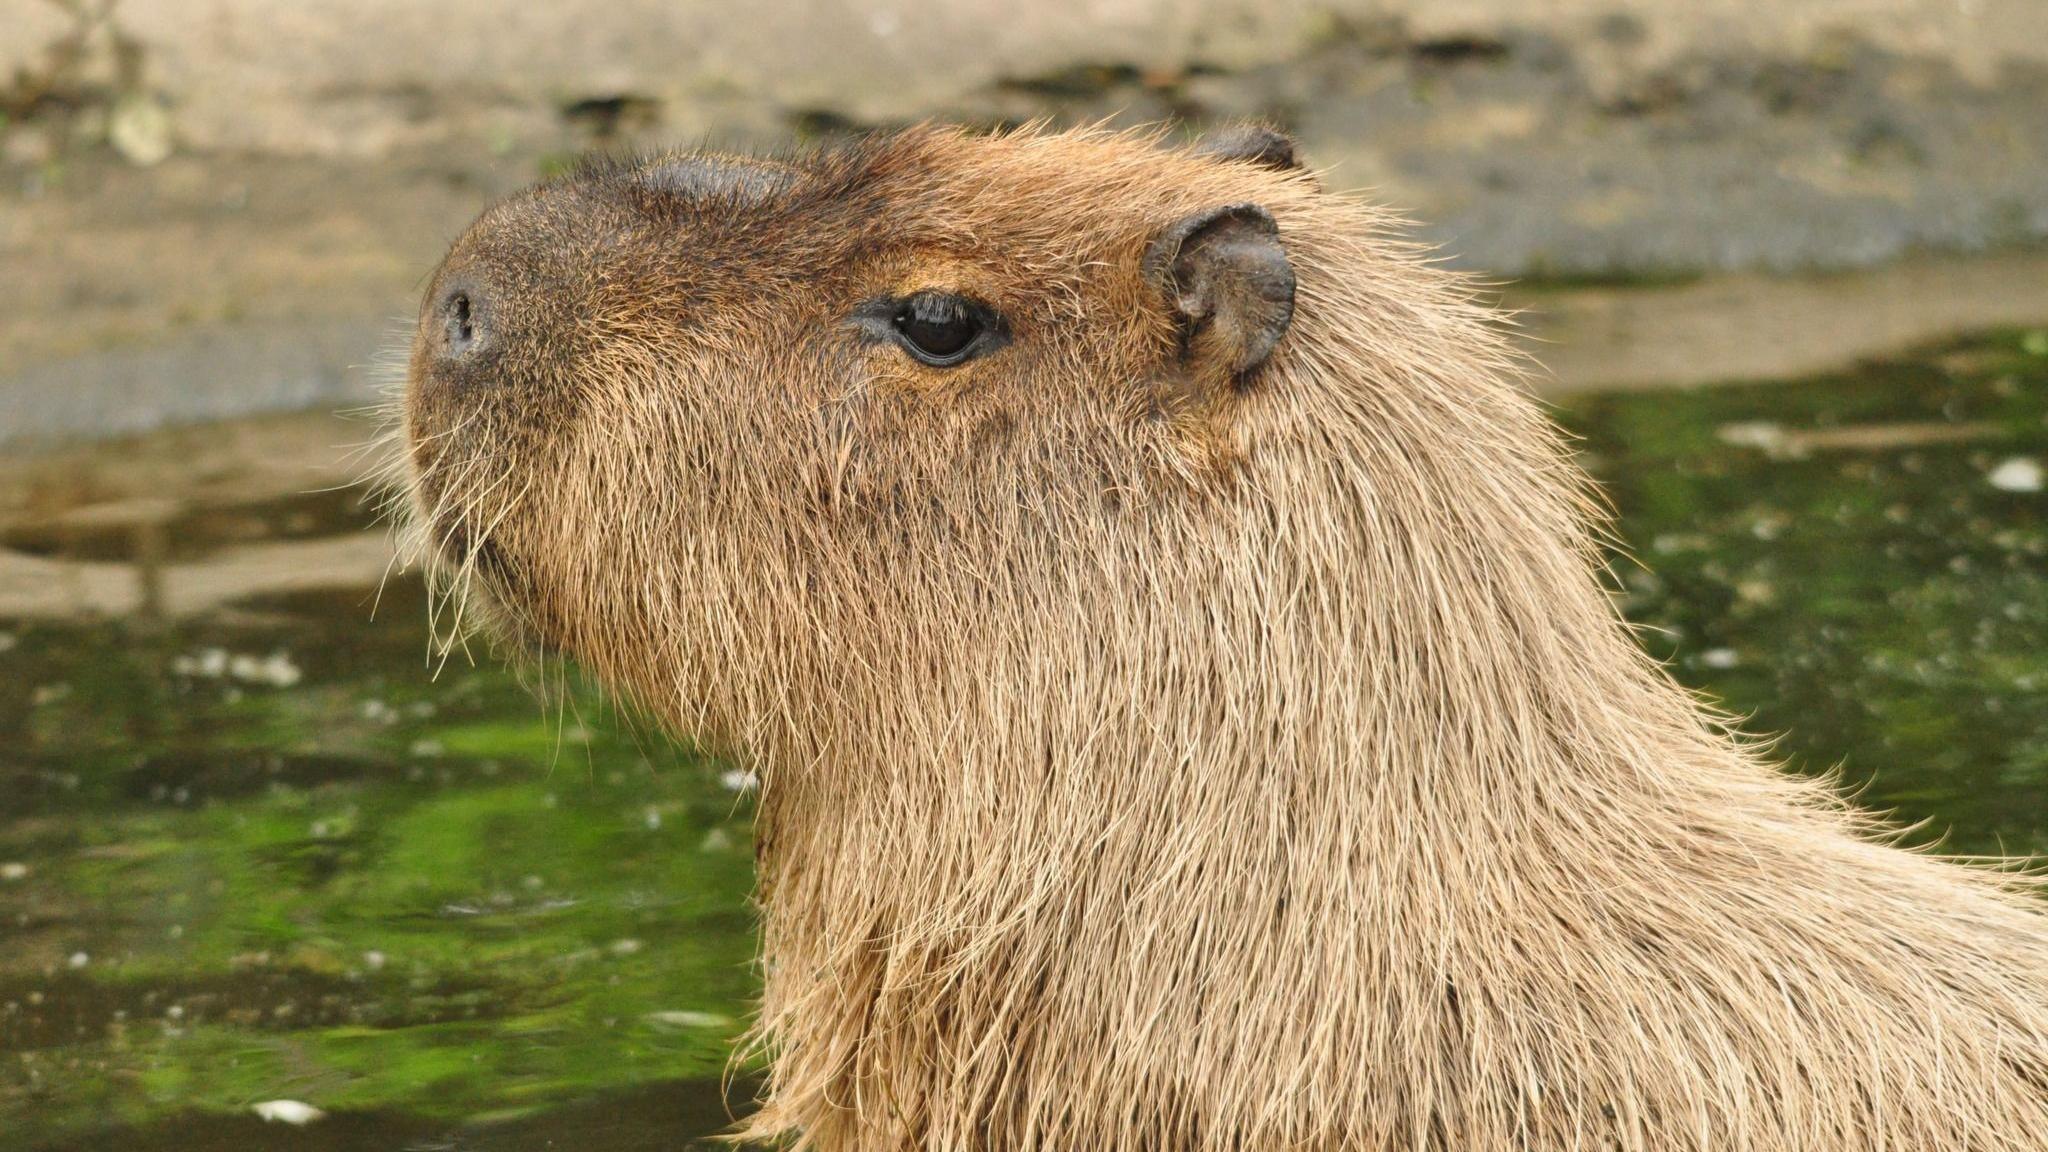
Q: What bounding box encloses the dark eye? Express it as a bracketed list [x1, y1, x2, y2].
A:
[891, 293, 994, 366]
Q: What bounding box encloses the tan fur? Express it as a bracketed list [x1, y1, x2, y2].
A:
[393, 125, 2048, 1150]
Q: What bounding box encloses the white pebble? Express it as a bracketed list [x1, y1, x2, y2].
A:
[175, 648, 229, 678]
[1987, 457, 2043, 493]
[67, 951, 89, 969]
[261, 652, 303, 686]
[252, 1100, 326, 1125]
[1699, 648, 1740, 669]
[108, 95, 173, 166]
[646, 1009, 734, 1030]
[720, 769, 760, 793]
[1716, 421, 1796, 457]
[228, 651, 302, 687]
[0, 863, 27, 882]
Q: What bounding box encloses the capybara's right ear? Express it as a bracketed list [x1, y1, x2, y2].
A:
[1193, 123, 1301, 172]
[1143, 203, 1296, 385]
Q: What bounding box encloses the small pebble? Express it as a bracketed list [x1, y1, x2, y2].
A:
[646, 1009, 734, 1030]
[252, 1100, 325, 1125]
[1987, 457, 2043, 493]
[109, 95, 173, 166]
[173, 648, 229, 678]
[1717, 421, 1789, 454]
[232, 652, 302, 688]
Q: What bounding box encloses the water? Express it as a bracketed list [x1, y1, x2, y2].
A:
[1, 588, 761, 1147]
[2, 330, 2045, 1149]
[1575, 331, 2048, 855]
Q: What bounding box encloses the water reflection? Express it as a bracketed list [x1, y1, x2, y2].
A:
[2, 330, 2045, 1148]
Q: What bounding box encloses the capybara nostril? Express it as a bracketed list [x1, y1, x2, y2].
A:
[431, 281, 487, 362]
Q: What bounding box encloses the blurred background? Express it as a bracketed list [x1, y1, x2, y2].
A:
[2, 1, 2045, 1148]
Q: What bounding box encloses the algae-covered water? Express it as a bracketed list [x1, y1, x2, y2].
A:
[3, 331, 2046, 1149]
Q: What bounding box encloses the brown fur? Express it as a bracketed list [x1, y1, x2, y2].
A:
[391, 125, 2048, 1150]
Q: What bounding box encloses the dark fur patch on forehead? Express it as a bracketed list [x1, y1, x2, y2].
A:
[533, 129, 1015, 277]
[636, 154, 804, 203]
[558, 130, 954, 220]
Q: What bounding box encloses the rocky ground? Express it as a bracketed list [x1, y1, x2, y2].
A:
[3, 0, 2048, 443]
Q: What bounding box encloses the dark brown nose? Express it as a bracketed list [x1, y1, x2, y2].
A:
[424, 277, 491, 366]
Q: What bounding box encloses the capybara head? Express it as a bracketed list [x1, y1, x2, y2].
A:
[398, 124, 1518, 761]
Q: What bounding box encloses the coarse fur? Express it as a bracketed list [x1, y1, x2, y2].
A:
[393, 124, 2048, 1150]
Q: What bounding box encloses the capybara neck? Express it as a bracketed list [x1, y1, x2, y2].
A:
[400, 126, 2048, 1151]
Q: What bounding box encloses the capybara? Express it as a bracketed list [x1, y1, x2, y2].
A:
[397, 125, 2048, 1151]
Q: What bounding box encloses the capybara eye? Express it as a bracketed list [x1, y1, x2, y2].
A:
[892, 292, 992, 366]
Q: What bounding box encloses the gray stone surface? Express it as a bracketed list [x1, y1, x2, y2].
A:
[5, 2, 2043, 155]
[5, 0, 2048, 445]
[1, 317, 395, 445]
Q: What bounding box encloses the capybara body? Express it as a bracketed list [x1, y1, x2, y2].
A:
[399, 125, 2048, 1150]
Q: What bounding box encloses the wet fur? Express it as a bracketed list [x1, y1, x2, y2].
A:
[395, 125, 2048, 1150]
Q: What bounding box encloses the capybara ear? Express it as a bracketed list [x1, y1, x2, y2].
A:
[1143, 203, 1296, 383]
[1193, 123, 1301, 172]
